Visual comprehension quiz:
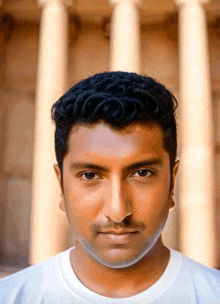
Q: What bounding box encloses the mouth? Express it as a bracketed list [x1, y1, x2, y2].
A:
[98, 231, 138, 244]
[100, 229, 138, 235]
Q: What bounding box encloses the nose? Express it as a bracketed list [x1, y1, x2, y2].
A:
[102, 175, 132, 223]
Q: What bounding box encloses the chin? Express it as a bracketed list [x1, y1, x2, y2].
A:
[80, 239, 158, 269]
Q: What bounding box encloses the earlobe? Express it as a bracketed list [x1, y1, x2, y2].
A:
[169, 197, 175, 210]
[59, 198, 66, 212]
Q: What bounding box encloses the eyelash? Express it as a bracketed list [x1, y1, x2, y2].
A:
[78, 172, 99, 180]
[132, 169, 154, 178]
[78, 169, 155, 181]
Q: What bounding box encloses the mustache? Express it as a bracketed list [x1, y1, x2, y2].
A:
[91, 218, 146, 234]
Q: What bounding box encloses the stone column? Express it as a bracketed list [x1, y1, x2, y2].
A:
[109, 0, 141, 73]
[30, 0, 72, 264]
[175, 0, 218, 267]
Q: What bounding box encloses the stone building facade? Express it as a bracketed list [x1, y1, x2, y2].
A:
[0, 0, 219, 270]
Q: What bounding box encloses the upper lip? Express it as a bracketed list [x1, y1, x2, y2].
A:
[99, 230, 137, 235]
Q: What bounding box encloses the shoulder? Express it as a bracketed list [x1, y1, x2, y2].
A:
[174, 249, 220, 278]
[0, 248, 72, 303]
[169, 249, 220, 301]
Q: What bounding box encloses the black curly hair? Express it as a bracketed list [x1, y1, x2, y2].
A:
[51, 71, 178, 178]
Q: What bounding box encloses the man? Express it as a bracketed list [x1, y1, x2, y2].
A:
[0, 72, 219, 303]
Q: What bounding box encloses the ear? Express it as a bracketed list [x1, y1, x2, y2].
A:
[54, 164, 66, 212]
[169, 159, 180, 210]
[171, 159, 180, 192]
[54, 164, 63, 190]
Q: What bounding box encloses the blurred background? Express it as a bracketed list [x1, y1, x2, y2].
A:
[0, 0, 219, 277]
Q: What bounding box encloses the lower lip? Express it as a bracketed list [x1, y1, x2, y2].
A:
[99, 232, 138, 244]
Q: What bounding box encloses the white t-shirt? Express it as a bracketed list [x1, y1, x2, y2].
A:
[0, 247, 219, 303]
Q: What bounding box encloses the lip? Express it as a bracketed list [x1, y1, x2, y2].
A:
[100, 229, 137, 235]
[98, 231, 138, 244]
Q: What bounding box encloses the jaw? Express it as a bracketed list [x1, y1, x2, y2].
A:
[74, 225, 166, 270]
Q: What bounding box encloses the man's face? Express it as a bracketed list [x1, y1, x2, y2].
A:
[54, 122, 179, 269]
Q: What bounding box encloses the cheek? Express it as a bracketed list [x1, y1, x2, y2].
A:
[64, 184, 102, 233]
[135, 183, 170, 228]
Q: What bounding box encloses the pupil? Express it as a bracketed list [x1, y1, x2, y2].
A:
[138, 170, 147, 177]
[85, 172, 95, 179]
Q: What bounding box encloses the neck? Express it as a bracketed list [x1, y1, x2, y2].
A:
[70, 237, 170, 298]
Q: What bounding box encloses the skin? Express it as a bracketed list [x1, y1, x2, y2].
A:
[54, 122, 179, 298]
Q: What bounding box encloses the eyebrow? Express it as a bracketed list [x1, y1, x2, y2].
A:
[69, 158, 163, 173]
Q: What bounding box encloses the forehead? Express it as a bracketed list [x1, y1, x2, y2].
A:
[65, 122, 167, 162]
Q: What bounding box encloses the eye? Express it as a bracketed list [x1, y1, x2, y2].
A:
[80, 172, 99, 180]
[133, 169, 153, 178]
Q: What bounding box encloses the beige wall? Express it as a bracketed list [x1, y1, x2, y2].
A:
[0, 14, 219, 266]
[69, 21, 110, 85]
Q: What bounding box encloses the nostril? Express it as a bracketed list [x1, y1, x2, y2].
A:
[103, 203, 132, 223]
